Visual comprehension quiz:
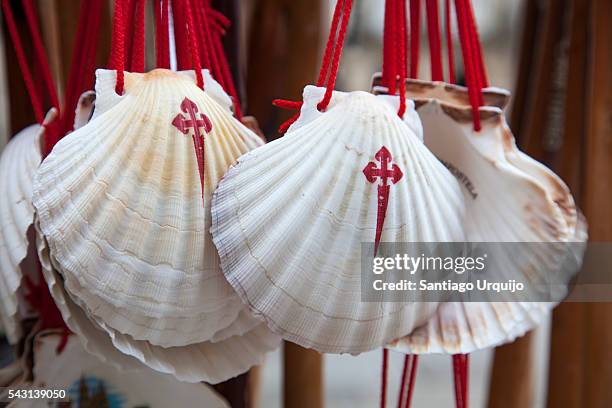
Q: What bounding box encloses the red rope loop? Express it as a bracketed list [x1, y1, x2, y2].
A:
[452, 354, 469, 408]
[181, 0, 204, 88]
[316, 0, 353, 112]
[397, 0, 408, 118]
[397, 355, 418, 408]
[274, 0, 353, 133]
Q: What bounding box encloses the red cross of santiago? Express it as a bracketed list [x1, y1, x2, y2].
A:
[363, 146, 403, 253]
[172, 97, 212, 200]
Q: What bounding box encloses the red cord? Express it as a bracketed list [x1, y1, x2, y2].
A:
[397, 0, 407, 118]
[110, 0, 127, 94]
[201, 4, 223, 87]
[191, 0, 211, 70]
[445, 0, 456, 83]
[405, 355, 418, 408]
[131, 0, 146, 72]
[397, 355, 419, 408]
[21, 0, 60, 110]
[425, 0, 444, 81]
[381, 348, 389, 408]
[161, 0, 170, 68]
[124, 0, 136, 69]
[182, 0, 204, 88]
[172, 0, 189, 69]
[318, 0, 343, 87]
[466, 1, 488, 88]
[316, 0, 353, 112]
[454, 0, 480, 130]
[382, 0, 397, 94]
[408, 0, 420, 78]
[397, 355, 411, 408]
[2, 0, 44, 123]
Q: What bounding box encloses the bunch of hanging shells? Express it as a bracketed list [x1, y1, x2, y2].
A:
[211, 85, 466, 354]
[32, 68, 280, 382]
[0, 109, 59, 344]
[371, 79, 587, 354]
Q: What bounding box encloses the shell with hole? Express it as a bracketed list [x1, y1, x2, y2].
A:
[32, 69, 264, 348]
[374, 80, 587, 354]
[0, 109, 58, 344]
[211, 85, 466, 354]
[36, 228, 280, 384]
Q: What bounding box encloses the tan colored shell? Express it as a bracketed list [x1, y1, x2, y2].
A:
[387, 80, 586, 354]
[33, 69, 263, 347]
[212, 85, 466, 354]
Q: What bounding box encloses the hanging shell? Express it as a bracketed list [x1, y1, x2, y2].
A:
[33, 69, 263, 348]
[0, 109, 57, 344]
[381, 80, 586, 354]
[211, 85, 466, 354]
[37, 224, 280, 383]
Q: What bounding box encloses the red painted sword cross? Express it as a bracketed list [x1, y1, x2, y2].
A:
[172, 97, 213, 200]
[363, 146, 404, 253]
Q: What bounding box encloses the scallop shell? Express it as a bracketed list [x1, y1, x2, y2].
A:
[36, 222, 280, 383]
[386, 80, 586, 354]
[29, 330, 230, 408]
[0, 110, 54, 343]
[211, 85, 466, 354]
[33, 69, 263, 347]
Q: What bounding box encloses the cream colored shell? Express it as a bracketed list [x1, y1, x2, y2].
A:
[37, 222, 280, 384]
[211, 85, 466, 354]
[386, 80, 586, 354]
[33, 69, 263, 348]
[0, 109, 55, 343]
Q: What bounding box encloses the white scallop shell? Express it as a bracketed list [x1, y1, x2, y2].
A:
[387, 81, 586, 354]
[0, 113, 50, 344]
[211, 85, 466, 354]
[36, 222, 280, 383]
[33, 69, 263, 347]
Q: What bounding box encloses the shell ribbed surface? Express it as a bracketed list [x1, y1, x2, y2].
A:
[0, 124, 43, 343]
[211, 86, 465, 354]
[388, 81, 586, 354]
[32, 69, 263, 347]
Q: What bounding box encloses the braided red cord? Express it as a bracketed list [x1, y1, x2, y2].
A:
[172, 0, 189, 69]
[182, 0, 204, 88]
[124, 0, 136, 69]
[131, 0, 146, 72]
[201, 4, 223, 87]
[161, 0, 170, 68]
[445, 0, 456, 83]
[397, 355, 411, 408]
[466, 1, 488, 88]
[425, 0, 444, 81]
[404, 355, 418, 408]
[316, 0, 353, 112]
[318, 0, 344, 86]
[453, 355, 463, 408]
[2, 0, 44, 123]
[408, 0, 420, 78]
[192, 0, 211, 70]
[455, 0, 480, 130]
[382, 0, 395, 91]
[110, 0, 127, 94]
[397, 0, 407, 118]
[380, 348, 389, 408]
[21, 0, 60, 110]
[155, 0, 162, 66]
